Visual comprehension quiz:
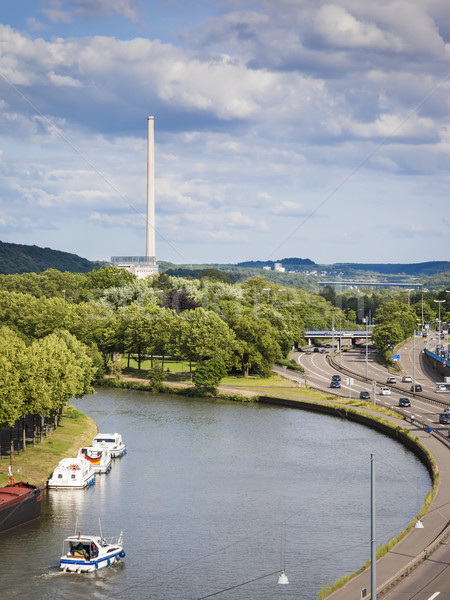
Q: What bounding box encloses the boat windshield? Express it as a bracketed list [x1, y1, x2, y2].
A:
[69, 540, 99, 559]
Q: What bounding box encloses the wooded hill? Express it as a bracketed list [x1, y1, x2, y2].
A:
[0, 240, 104, 274]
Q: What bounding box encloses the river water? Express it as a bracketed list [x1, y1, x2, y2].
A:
[0, 388, 431, 600]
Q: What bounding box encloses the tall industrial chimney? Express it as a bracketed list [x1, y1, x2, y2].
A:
[146, 115, 156, 261]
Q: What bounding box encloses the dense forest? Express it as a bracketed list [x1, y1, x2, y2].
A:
[0, 240, 104, 274]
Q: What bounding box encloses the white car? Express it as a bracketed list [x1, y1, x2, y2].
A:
[402, 375, 412, 383]
[379, 387, 391, 396]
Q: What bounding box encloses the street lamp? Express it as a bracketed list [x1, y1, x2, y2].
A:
[434, 299, 445, 345]
[421, 288, 429, 333]
[363, 317, 369, 380]
[406, 288, 414, 308]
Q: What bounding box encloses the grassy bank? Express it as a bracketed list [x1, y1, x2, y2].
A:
[0, 406, 97, 487]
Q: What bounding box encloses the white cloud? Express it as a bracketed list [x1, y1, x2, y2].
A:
[272, 201, 309, 217]
[0, 2, 449, 264]
[315, 4, 401, 50]
[47, 71, 83, 87]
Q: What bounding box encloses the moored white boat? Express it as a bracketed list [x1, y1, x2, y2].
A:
[48, 458, 95, 489]
[92, 433, 127, 458]
[60, 532, 125, 573]
[78, 446, 112, 474]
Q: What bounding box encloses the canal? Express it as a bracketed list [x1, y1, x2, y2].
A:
[0, 388, 432, 599]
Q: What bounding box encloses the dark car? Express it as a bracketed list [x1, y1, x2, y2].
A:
[398, 397, 411, 407]
[320, 348, 327, 354]
[332, 374, 341, 381]
[330, 381, 341, 389]
[410, 384, 422, 392]
[313, 347, 320, 353]
[439, 411, 450, 424]
[360, 391, 370, 400]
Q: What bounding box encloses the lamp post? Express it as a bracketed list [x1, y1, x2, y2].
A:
[421, 289, 428, 332]
[406, 289, 414, 308]
[363, 317, 369, 380]
[434, 300, 445, 346]
[370, 453, 376, 600]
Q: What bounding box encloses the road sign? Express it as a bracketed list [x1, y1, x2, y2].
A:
[392, 354, 400, 361]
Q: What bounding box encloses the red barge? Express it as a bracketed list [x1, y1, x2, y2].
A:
[0, 481, 42, 534]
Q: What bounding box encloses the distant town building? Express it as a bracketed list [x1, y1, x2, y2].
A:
[263, 265, 271, 271]
[274, 263, 285, 272]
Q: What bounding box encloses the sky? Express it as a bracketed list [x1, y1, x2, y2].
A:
[0, 0, 449, 266]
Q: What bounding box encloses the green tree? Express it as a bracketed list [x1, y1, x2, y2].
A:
[175, 308, 235, 371]
[193, 356, 227, 395]
[231, 309, 282, 376]
[146, 362, 165, 391]
[371, 322, 404, 353]
[80, 266, 136, 301]
[0, 327, 27, 428]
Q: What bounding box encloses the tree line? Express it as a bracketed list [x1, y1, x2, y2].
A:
[0, 326, 95, 457]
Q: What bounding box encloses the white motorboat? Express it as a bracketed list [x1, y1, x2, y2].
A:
[48, 458, 95, 489]
[60, 531, 125, 572]
[78, 446, 112, 474]
[92, 432, 127, 458]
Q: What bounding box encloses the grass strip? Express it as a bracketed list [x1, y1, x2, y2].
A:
[0, 406, 97, 487]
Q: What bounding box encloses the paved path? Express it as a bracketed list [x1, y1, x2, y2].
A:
[324, 412, 450, 600]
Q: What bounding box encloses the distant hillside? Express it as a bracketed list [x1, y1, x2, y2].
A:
[234, 258, 450, 277]
[331, 261, 450, 276]
[236, 257, 316, 269]
[0, 240, 104, 274]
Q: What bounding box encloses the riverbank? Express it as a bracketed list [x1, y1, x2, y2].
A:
[0, 406, 97, 487]
[105, 370, 446, 599]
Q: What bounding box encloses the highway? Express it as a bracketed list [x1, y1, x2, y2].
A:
[295, 338, 450, 436]
[288, 338, 450, 600]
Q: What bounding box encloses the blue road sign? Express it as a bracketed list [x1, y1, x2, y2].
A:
[392, 354, 400, 361]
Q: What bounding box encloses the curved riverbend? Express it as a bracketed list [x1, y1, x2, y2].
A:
[0, 389, 432, 600]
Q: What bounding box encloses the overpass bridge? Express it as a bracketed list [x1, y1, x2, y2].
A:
[304, 329, 372, 346]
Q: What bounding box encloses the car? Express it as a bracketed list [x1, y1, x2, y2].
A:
[398, 397, 411, 407]
[439, 411, 450, 424]
[313, 348, 320, 353]
[387, 376, 396, 384]
[305, 350, 312, 355]
[410, 384, 423, 392]
[330, 381, 341, 388]
[402, 375, 412, 383]
[320, 348, 327, 354]
[379, 387, 391, 396]
[332, 374, 341, 381]
[360, 391, 371, 400]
